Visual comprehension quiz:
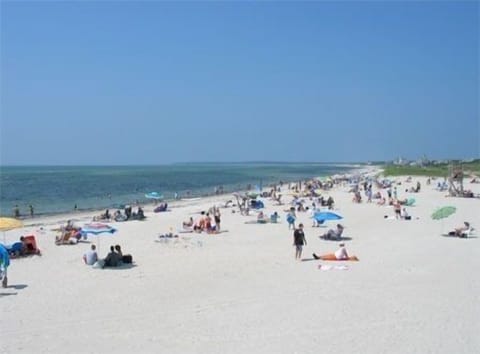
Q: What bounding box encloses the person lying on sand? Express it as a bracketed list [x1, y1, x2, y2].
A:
[448, 222, 473, 238]
[312, 243, 359, 261]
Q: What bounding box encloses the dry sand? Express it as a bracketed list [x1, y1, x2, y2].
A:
[1, 174, 479, 353]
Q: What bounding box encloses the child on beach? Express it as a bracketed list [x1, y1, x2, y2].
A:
[293, 223, 306, 260]
[287, 208, 296, 229]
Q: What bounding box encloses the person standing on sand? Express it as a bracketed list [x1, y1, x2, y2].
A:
[13, 205, 20, 218]
[214, 208, 221, 231]
[29, 204, 34, 217]
[293, 223, 307, 260]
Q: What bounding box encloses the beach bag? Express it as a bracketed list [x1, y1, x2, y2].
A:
[122, 255, 133, 264]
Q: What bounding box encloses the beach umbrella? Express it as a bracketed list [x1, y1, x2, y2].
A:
[0, 217, 23, 243]
[431, 206, 456, 233]
[145, 192, 164, 200]
[431, 206, 456, 220]
[246, 191, 259, 199]
[314, 211, 343, 223]
[81, 223, 117, 253]
[0, 217, 23, 232]
[406, 198, 416, 206]
[0, 244, 10, 287]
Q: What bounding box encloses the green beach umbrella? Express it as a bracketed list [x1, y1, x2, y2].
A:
[431, 206, 456, 220]
[432, 206, 456, 234]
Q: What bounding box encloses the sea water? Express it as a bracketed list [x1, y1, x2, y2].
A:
[0, 163, 355, 217]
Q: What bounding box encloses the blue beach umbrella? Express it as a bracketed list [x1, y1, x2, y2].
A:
[145, 192, 164, 200]
[314, 211, 343, 223]
[81, 223, 117, 253]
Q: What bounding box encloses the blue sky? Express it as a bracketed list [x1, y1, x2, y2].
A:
[1, 1, 478, 165]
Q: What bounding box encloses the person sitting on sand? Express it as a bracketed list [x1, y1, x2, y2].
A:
[136, 207, 145, 220]
[321, 224, 344, 240]
[270, 212, 279, 223]
[103, 245, 122, 268]
[83, 244, 98, 265]
[326, 196, 334, 210]
[401, 208, 411, 220]
[19, 236, 29, 256]
[312, 243, 359, 261]
[183, 217, 194, 228]
[377, 197, 386, 206]
[193, 214, 206, 232]
[257, 211, 268, 223]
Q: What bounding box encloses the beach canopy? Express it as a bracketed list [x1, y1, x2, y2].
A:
[145, 192, 164, 200]
[431, 206, 456, 220]
[314, 211, 343, 223]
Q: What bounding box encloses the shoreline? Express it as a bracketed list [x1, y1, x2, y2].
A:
[8, 165, 370, 225]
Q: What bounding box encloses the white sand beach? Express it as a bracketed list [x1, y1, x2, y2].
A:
[1, 172, 479, 353]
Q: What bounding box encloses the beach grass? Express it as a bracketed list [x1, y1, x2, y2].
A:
[382, 160, 480, 177]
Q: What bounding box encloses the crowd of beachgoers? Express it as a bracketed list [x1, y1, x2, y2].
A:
[2, 167, 477, 279]
[1, 167, 479, 353]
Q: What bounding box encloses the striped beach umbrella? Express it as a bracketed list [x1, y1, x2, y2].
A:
[81, 223, 117, 253]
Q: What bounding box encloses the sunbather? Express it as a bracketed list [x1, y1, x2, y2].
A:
[312, 243, 359, 261]
[448, 222, 473, 238]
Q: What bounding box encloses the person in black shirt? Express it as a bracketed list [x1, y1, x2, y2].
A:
[293, 223, 307, 260]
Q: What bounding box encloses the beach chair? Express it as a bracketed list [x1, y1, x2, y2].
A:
[22, 235, 41, 255]
[461, 227, 475, 238]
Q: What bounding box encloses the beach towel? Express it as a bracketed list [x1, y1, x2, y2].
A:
[318, 264, 349, 271]
[318, 254, 359, 261]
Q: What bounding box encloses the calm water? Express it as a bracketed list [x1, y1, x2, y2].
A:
[0, 163, 355, 217]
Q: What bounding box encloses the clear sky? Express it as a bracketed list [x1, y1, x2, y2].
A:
[1, 1, 478, 165]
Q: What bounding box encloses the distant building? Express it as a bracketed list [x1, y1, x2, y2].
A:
[393, 157, 410, 166]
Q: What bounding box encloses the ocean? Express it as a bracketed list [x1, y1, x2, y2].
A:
[0, 163, 356, 217]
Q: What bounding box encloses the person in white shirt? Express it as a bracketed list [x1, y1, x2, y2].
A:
[83, 244, 98, 265]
